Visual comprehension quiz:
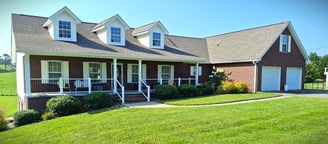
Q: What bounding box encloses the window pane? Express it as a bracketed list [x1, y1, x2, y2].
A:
[162, 66, 170, 73]
[89, 63, 101, 79]
[132, 65, 138, 73]
[49, 61, 61, 72]
[153, 32, 161, 46]
[132, 74, 138, 83]
[59, 21, 71, 38]
[111, 27, 121, 43]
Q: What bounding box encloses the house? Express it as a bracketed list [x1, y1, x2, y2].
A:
[12, 7, 308, 112]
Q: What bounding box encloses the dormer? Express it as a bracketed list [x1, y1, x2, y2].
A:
[92, 14, 130, 46]
[42, 7, 81, 42]
[132, 21, 169, 49]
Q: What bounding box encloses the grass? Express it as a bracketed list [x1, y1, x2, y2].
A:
[0, 96, 17, 117]
[164, 93, 280, 105]
[0, 72, 16, 96]
[0, 97, 328, 143]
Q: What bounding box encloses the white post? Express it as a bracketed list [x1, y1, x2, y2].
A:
[160, 78, 163, 85]
[195, 63, 199, 85]
[325, 67, 328, 88]
[188, 77, 191, 84]
[147, 86, 150, 102]
[138, 59, 142, 92]
[122, 86, 125, 104]
[113, 58, 117, 93]
[88, 77, 91, 94]
[59, 77, 63, 94]
[24, 54, 31, 109]
[253, 60, 258, 93]
[178, 77, 181, 86]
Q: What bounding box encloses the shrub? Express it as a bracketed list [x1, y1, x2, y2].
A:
[155, 85, 179, 100]
[84, 92, 113, 110]
[13, 109, 40, 126]
[41, 111, 55, 121]
[234, 82, 249, 93]
[46, 95, 81, 117]
[179, 84, 198, 98]
[219, 81, 237, 94]
[208, 69, 231, 90]
[218, 81, 249, 94]
[197, 84, 214, 96]
[0, 109, 7, 131]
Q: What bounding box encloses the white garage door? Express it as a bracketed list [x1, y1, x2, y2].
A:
[261, 66, 281, 91]
[286, 67, 302, 90]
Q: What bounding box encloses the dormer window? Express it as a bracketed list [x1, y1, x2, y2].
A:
[59, 21, 71, 38]
[111, 27, 121, 43]
[152, 32, 161, 47]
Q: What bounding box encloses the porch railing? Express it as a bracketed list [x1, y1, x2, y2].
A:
[115, 79, 125, 104]
[140, 79, 150, 102]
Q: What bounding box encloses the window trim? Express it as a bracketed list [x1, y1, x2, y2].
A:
[83, 62, 107, 83]
[157, 65, 174, 83]
[279, 34, 291, 53]
[41, 60, 69, 84]
[127, 64, 147, 83]
[190, 66, 202, 76]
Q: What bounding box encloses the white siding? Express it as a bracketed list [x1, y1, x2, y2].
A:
[16, 53, 25, 100]
[97, 29, 107, 44]
[136, 33, 150, 48]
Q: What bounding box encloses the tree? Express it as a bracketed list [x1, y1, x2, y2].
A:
[208, 69, 231, 90]
[2, 54, 11, 70]
[305, 52, 328, 82]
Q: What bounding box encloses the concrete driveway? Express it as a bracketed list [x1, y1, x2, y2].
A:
[279, 90, 328, 98]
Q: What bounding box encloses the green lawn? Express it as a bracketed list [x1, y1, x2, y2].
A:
[164, 93, 280, 105]
[0, 97, 327, 143]
[0, 96, 17, 117]
[0, 72, 16, 96]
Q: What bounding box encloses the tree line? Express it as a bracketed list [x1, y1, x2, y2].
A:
[305, 52, 328, 82]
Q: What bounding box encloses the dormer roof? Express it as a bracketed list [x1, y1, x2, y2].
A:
[91, 14, 130, 32]
[42, 6, 81, 27]
[132, 21, 169, 36]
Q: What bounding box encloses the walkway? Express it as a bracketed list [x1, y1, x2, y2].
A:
[123, 95, 291, 108]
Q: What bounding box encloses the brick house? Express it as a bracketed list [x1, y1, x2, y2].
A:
[12, 7, 308, 112]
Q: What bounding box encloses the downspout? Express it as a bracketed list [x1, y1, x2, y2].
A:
[252, 60, 259, 93]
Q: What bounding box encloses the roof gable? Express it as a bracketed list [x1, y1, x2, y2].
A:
[132, 21, 169, 36]
[92, 14, 130, 32]
[42, 6, 81, 27]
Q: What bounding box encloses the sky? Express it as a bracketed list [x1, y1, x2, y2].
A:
[1, 0, 327, 58]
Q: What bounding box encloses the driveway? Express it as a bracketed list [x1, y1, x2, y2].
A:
[278, 90, 328, 98]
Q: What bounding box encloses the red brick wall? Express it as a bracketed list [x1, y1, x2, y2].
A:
[258, 28, 306, 91]
[214, 62, 255, 92]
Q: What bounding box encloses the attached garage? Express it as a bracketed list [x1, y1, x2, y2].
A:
[286, 67, 302, 90]
[261, 66, 281, 91]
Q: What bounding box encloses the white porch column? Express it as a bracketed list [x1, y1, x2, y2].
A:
[253, 60, 258, 93]
[24, 54, 31, 109]
[138, 59, 142, 92]
[113, 58, 117, 93]
[195, 63, 199, 85]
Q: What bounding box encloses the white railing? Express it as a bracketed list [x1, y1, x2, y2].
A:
[115, 79, 125, 104]
[140, 79, 150, 102]
[158, 77, 195, 86]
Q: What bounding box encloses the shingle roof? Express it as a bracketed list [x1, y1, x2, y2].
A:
[12, 14, 206, 62]
[131, 21, 168, 36]
[206, 22, 289, 63]
[92, 14, 118, 31]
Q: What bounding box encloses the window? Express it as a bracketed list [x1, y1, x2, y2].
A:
[48, 61, 62, 80]
[161, 65, 171, 79]
[59, 21, 71, 38]
[190, 66, 202, 76]
[152, 32, 161, 47]
[280, 34, 291, 53]
[127, 64, 147, 83]
[89, 63, 101, 80]
[111, 27, 121, 43]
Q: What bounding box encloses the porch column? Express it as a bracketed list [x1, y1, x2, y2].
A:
[24, 54, 31, 109]
[195, 63, 199, 85]
[138, 59, 142, 92]
[113, 58, 117, 93]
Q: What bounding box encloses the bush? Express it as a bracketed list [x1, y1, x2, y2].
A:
[234, 82, 249, 93]
[197, 84, 214, 96]
[219, 81, 237, 94]
[0, 109, 7, 131]
[41, 111, 55, 121]
[84, 92, 113, 110]
[218, 81, 249, 94]
[46, 95, 81, 117]
[13, 109, 40, 126]
[155, 85, 179, 100]
[179, 84, 198, 98]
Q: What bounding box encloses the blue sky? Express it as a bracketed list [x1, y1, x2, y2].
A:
[1, 0, 327, 57]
